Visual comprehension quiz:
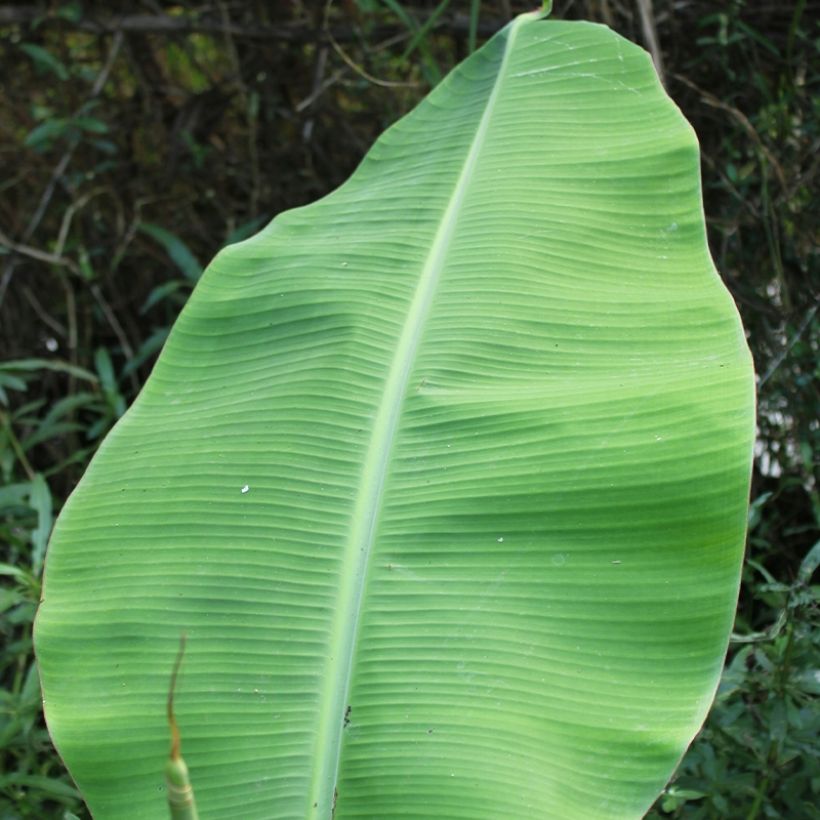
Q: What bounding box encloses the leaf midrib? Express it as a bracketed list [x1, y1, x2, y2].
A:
[307, 14, 533, 818]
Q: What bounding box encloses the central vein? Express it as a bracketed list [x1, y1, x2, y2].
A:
[307, 15, 529, 817]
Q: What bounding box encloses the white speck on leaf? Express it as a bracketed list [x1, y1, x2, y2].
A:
[241, 484, 250, 494]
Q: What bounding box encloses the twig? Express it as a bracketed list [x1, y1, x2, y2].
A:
[0, 31, 123, 306]
[21, 31, 122, 245]
[296, 62, 344, 113]
[672, 72, 788, 192]
[0, 151, 72, 307]
[0, 228, 80, 274]
[90, 284, 138, 383]
[0, 411, 36, 481]
[698, 150, 761, 220]
[216, 0, 261, 216]
[61, 274, 77, 359]
[0, 5, 505, 42]
[296, 28, 413, 114]
[323, 0, 418, 89]
[22, 286, 68, 338]
[675, 73, 792, 307]
[758, 304, 818, 388]
[54, 188, 107, 258]
[302, 45, 329, 143]
[636, 0, 665, 85]
[90, 30, 124, 96]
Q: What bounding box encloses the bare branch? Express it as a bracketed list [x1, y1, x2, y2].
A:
[636, 0, 665, 86]
[0, 5, 504, 42]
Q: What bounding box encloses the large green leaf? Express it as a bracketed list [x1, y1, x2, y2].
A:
[35, 11, 754, 820]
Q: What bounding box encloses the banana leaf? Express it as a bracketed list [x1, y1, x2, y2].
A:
[35, 10, 755, 820]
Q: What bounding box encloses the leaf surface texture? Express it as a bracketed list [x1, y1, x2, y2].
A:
[36, 14, 755, 820]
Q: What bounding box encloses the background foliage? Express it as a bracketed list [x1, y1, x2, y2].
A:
[0, 1, 817, 818]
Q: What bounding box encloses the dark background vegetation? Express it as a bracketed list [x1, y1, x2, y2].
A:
[0, 1, 817, 817]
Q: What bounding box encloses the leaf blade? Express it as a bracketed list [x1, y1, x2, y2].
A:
[35, 16, 754, 820]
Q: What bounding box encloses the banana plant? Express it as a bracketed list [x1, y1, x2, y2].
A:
[34, 6, 754, 819]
